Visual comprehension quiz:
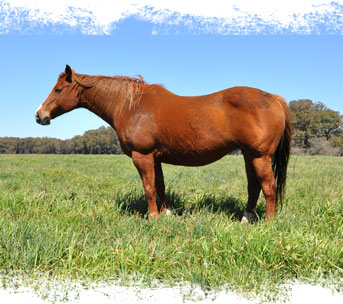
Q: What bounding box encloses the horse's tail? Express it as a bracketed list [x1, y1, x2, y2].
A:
[272, 96, 292, 207]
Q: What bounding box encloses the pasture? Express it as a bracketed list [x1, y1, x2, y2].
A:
[0, 154, 342, 299]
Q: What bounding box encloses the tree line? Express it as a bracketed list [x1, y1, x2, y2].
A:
[1, 99, 342, 155]
[289, 99, 343, 155]
[0, 126, 122, 154]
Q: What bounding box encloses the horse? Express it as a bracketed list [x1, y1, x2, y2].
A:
[35, 65, 291, 223]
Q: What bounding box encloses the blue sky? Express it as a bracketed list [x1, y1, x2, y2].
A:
[1, 1, 343, 139]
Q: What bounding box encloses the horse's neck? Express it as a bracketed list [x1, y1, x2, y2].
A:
[80, 80, 118, 127]
[78, 74, 146, 128]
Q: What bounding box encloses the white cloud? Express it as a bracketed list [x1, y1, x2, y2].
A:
[0, 0, 342, 34]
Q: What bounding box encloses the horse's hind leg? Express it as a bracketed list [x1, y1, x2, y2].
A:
[241, 153, 262, 223]
[132, 151, 159, 218]
[251, 155, 277, 224]
[154, 161, 171, 215]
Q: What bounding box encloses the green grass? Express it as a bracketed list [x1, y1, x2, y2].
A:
[0, 154, 343, 299]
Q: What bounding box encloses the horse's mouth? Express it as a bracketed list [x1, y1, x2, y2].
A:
[40, 117, 51, 125]
[35, 113, 50, 125]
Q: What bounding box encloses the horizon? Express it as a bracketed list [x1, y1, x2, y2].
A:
[1, 1, 342, 139]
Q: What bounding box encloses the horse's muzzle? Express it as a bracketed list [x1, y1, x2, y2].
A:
[35, 112, 50, 125]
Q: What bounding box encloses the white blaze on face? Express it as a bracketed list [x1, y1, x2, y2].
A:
[35, 98, 51, 122]
[36, 102, 44, 114]
[36, 98, 49, 115]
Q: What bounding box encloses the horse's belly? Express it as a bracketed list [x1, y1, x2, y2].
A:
[158, 145, 238, 166]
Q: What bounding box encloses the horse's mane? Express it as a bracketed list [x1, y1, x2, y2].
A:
[72, 73, 146, 114]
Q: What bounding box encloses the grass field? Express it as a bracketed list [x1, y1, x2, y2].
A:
[0, 154, 343, 300]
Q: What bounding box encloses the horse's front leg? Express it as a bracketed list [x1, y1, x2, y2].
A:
[154, 161, 172, 215]
[132, 151, 159, 218]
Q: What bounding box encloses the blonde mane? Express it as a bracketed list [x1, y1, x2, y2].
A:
[73, 73, 146, 115]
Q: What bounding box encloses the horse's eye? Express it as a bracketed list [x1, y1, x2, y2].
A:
[55, 88, 63, 94]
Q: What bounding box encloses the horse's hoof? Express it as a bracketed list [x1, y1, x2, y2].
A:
[149, 212, 159, 219]
[241, 211, 255, 224]
[165, 208, 172, 216]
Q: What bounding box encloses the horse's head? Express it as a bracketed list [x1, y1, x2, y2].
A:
[35, 65, 80, 125]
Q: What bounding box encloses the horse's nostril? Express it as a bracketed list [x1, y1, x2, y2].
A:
[35, 112, 41, 123]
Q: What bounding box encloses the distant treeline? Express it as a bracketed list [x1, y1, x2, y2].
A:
[0, 126, 122, 154]
[1, 99, 343, 155]
[289, 99, 343, 156]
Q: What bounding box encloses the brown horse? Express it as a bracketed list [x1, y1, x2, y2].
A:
[35, 65, 291, 223]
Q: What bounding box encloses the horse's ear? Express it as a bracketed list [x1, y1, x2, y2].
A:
[65, 65, 72, 83]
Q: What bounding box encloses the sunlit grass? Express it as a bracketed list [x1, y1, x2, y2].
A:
[0, 154, 342, 299]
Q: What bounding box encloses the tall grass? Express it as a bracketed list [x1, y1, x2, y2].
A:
[0, 154, 342, 298]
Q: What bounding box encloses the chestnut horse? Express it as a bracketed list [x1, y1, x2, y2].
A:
[36, 65, 291, 223]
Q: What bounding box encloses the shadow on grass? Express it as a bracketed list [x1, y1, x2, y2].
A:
[115, 190, 265, 221]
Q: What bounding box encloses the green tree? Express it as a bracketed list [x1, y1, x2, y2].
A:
[313, 102, 342, 140]
[289, 99, 316, 149]
[289, 99, 343, 154]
